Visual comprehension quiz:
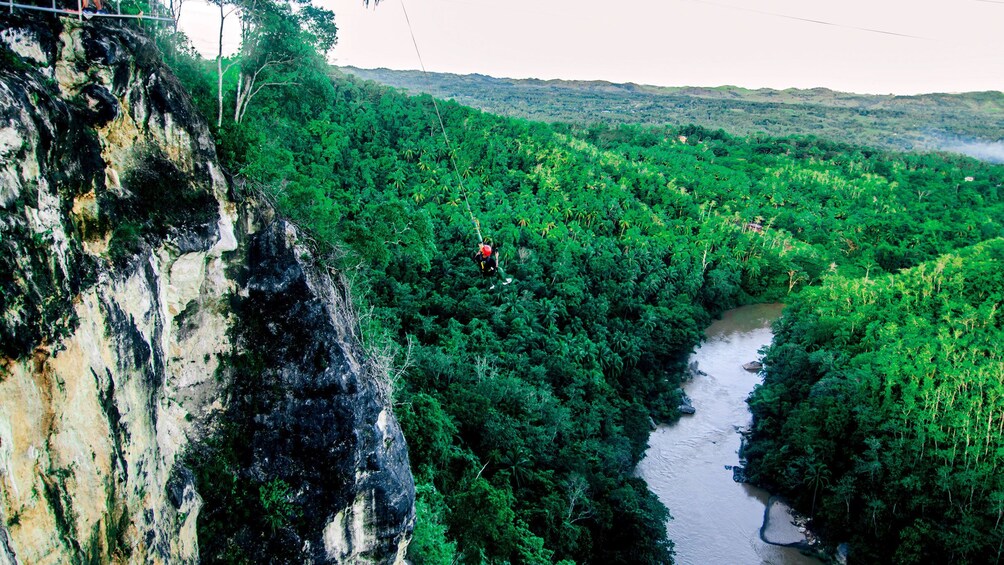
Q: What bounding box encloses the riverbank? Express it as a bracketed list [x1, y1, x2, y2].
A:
[760, 496, 848, 564]
[638, 304, 822, 565]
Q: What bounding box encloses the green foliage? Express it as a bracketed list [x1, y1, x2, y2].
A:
[158, 8, 1004, 562]
[745, 239, 1004, 562]
[188, 350, 304, 564]
[107, 221, 143, 264]
[408, 483, 457, 565]
[159, 33, 219, 122]
[0, 43, 34, 73]
[188, 420, 252, 564]
[259, 479, 300, 532]
[575, 123, 1004, 282]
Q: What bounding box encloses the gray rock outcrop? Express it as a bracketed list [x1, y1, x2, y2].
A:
[223, 220, 414, 562]
[0, 14, 413, 564]
[759, 496, 811, 550]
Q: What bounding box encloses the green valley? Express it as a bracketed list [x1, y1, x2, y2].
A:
[3, 0, 1004, 560]
[52, 4, 1004, 562]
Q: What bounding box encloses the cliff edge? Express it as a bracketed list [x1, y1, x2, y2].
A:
[0, 14, 413, 564]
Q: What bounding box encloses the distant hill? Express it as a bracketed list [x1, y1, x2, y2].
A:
[338, 67, 1004, 161]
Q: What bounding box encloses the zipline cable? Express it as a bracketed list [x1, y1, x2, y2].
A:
[679, 0, 928, 40]
[399, 0, 485, 244]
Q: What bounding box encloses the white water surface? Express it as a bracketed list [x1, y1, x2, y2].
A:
[639, 303, 821, 565]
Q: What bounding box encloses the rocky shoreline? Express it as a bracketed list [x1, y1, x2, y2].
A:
[759, 496, 846, 564]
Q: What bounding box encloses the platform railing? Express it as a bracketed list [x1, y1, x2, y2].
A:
[1, 0, 174, 22]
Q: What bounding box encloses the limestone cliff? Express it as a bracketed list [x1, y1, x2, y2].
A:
[0, 14, 413, 564]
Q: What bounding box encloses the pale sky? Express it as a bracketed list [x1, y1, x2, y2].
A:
[179, 0, 1004, 95]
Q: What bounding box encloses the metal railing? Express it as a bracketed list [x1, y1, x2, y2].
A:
[1, 0, 174, 22]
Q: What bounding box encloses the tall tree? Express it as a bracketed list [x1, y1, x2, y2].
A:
[210, 0, 337, 127]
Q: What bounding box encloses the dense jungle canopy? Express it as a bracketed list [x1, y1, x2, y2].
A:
[134, 1, 1004, 561]
[746, 239, 1004, 564]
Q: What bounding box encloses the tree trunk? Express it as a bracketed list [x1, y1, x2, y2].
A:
[216, 0, 225, 128]
[234, 72, 244, 123]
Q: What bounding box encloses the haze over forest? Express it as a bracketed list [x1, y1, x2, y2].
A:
[340, 66, 1004, 163]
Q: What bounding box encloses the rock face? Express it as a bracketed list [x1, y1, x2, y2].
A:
[226, 221, 414, 563]
[0, 15, 413, 564]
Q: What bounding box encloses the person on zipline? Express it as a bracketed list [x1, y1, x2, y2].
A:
[473, 242, 498, 276]
[472, 242, 513, 288]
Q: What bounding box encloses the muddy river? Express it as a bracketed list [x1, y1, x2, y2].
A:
[638, 304, 821, 564]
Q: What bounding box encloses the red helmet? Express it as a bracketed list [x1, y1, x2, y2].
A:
[480, 244, 492, 257]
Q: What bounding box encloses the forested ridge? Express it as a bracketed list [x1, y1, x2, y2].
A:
[341, 66, 1004, 159]
[140, 3, 1004, 561]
